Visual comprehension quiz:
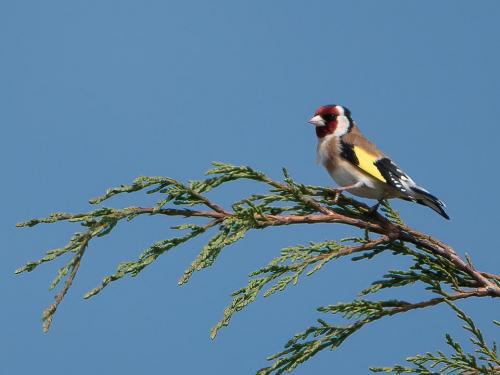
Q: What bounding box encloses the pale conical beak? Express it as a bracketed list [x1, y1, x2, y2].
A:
[308, 115, 325, 127]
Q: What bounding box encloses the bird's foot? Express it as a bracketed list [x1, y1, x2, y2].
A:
[330, 183, 361, 204]
[332, 190, 343, 204]
[367, 200, 382, 216]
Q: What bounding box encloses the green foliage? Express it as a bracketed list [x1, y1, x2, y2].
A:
[84, 223, 209, 299]
[258, 300, 412, 375]
[16, 162, 500, 373]
[211, 237, 392, 339]
[179, 217, 249, 285]
[371, 302, 500, 374]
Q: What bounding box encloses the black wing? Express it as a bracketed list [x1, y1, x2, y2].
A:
[375, 158, 449, 219]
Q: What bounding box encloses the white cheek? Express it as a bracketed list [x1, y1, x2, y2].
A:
[333, 116, 350, 136]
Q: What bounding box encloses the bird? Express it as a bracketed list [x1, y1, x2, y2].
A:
[308, 104, 449, 219]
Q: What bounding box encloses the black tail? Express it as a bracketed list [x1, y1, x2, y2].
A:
[410, 186, 450, 220]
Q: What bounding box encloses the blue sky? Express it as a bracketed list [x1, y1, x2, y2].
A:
[2, 1, 499, 374]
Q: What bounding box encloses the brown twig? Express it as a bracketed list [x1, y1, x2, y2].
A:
[127, 194, 500, 296]
[26, 174, 500, 335]
[386, 288, 493, 316]
[481, 272, 500, 282]
[42, 233, 91, 332]
[314, 236, 390, 261]
[185, 187, 230, 215]
[127, 196, 500, 298]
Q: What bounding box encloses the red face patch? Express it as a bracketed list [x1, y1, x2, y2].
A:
[313, 105, 341, 138]
[315, 105, 342, 117]
[311, 105, 352, 138]
[315, 119, 337, 138]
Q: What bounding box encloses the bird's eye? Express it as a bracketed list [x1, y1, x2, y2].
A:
[324, 114, 336, 121]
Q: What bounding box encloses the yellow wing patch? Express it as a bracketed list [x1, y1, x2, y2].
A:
[353, 146, 386, 183]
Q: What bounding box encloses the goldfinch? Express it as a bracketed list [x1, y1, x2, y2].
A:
[308, 104, 449, 219]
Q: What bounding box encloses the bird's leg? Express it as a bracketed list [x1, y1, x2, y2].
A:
[368, 198, 389, 217]
[369, 200, 382, 213]
[332, 182, 364, 204]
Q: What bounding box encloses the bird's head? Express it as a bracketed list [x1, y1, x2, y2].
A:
[308, 104, 353, 138]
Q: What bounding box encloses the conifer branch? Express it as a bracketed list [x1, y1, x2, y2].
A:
[371, 301, 500, 374]
[16, 162, 500, 373]
[41, 232, 90, 332]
